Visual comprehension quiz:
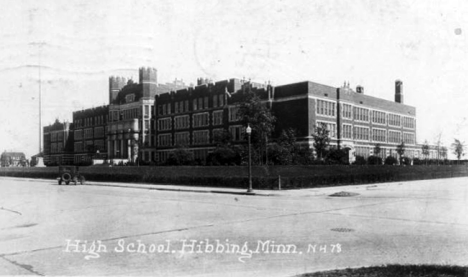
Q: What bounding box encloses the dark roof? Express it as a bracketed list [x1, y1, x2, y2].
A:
[113, 82, 143, 105]
[1, 152, 26, 157]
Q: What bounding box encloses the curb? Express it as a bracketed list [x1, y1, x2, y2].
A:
[86, 182, 278, 196]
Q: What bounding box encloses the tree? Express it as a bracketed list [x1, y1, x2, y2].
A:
[451, 139, 465, 163]
[165, 147, 195, 166]
[207, 130, 242, 165]
[440, 146, 448, 160]
[312, 122, 330, 160]
[422, 140, 430, 164]
[373, 144, 381, 156]
[396, 142, 406, 165]
[237, 85, 276, 165]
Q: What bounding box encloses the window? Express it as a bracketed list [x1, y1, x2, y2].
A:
[342, 104, 352, 119]
[185, 100, 189, 112]
[193, 113, 209, 127]
[193, 99, 198, 111]
[353, 107, 369, 122]
[158, 118, 172, 131]
[353, 126, 370, 141]
[213, 110, 223, 126]
[158, 134, 172, 147]
[51, 132, 57, 142]
[144, 106, 149, 116]
[193, 130, 209, 145]
[51, 143, 57, 153]
[74, 142, 83, 152]
[372, 128, 386, 142]
[229, 125, 245, 141]
[317, 121, 336, 138]
[342, 124, 352, 139]
[219, 95, 224, 106]
[388, 114, 401, 127]
[174, 132, 190, 146]
[74, 130, 83, 140]
[57, 132, 64, 141]
[174, 115, 190, 130]
[204, 97, 209, 109]
[371, 110, 386, 125]
[388, 130, 402, 143]
[175, 102, 179, 113]
[316, 99, 336, 117]
[403, 132, 415, 144]
[229, 106, 241, 122]
[198, 98, 203, 110]
[94, 127, 104, 138]
[57, 142, 63, 152]
[84, 128, 93, 139]
[167, 103, 171, 114]
[213, 95, 218, 107]
[402, 117, 415, 129]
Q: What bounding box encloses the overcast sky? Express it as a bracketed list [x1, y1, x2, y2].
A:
[1, 0, 467, 158]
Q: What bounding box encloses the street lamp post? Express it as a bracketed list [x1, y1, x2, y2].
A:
[246, 124, 253, 193]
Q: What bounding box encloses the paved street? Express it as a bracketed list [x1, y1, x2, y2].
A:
[0, 176, 467, 276]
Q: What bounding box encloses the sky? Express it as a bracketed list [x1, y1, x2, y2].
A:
[1, 0, 467, 158]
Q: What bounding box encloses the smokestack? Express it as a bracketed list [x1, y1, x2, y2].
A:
[395, 80, 403, 104]
[356, 85, 364, 94]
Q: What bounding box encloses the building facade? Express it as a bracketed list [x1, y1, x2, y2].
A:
[151, 78, 431, 162]
[1, 151, 27, 167]
[106, 67, 186, 164]
[271, 80, 421, 160]
[72, 106, 109, 164]
[43, 119, 74, 165]
[44, 65, 436, 165]
[153, 78, 269, 163]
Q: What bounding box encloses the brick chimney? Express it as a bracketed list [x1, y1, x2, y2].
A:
[395, 80, 403, 104]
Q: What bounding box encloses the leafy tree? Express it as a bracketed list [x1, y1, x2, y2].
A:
[396, 142, 406, 165]
[373, 144, 381, 156]
[440, 146, 448, 160]
[422, 140, 430, 164]
[312, 122, 330, 160]
[368, 155, 382, 165]
[237, 85, 276, 165]
[165, 147, 195, 166]
[207, 130, 242, 165]
[451, 139, 465, 162]
[384, 156, 398, 165]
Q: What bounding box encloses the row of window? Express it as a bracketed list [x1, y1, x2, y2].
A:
[157, 126, 245, 147]
[318, 122, 415, 144]
[74, 127, 106, 140]
[316, 99, 415, 128]
[158, 111, 225, 131]
[158, 94, 226, 116]
[50, 142, 63, 153]
[110, 108, 141, 122]
[50, 132, 64, 142]
[74, 140, 106, 152]
[75, 115, 107, 128]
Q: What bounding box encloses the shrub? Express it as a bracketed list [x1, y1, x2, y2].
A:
[367, 155, 382, 165]
[353, 155, 366, 165]
[413, 158, 423, 165]
[165, 148, 195, 166]
[384, 156, 398, 165]
[401, 157, 412, 166]
[326, 149, 349, 165]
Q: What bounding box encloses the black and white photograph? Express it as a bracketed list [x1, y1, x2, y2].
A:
[1, 0, 468, 276]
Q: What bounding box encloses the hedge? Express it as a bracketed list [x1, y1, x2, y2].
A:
[1, 165, 467, 190]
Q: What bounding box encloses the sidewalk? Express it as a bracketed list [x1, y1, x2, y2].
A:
[2, 176, 390, 197]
